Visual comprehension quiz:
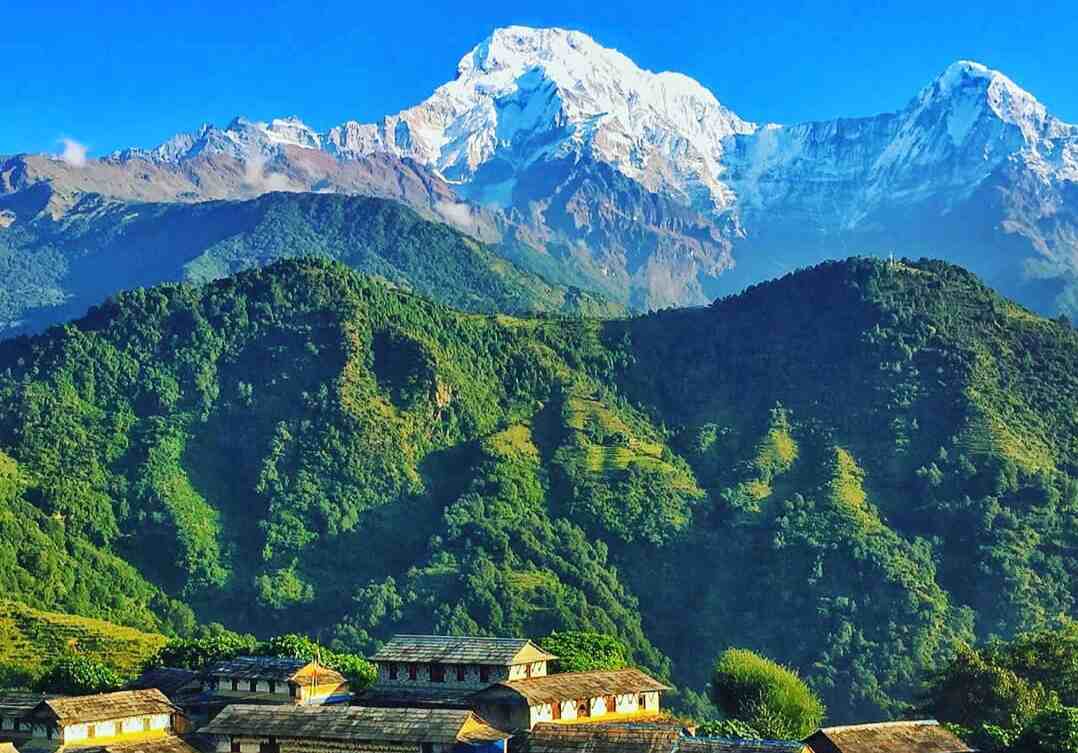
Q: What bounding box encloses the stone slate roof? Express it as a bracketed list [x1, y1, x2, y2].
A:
[0, 692, 56, 717]
[675, 737, 806, 753]
[201, 704, 509, 745]
[32, 689, 177, 725]
[803, 720, 973, 753]
[202, 657, 345, 685]
[73, 737, 202, 753]
[126, 668, 200, 697]
[354, 685, 477, 709]
[517, 723, 679, 753]
[517, 725, 804, 753]
[473, 668, 671, 705]
[370, 635, 556, 665]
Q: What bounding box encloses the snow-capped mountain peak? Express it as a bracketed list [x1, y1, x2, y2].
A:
[327, 25, 756, 209]
[914, 60, 1054, 146]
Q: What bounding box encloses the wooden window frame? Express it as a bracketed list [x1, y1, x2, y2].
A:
[430, 663, 445, 683]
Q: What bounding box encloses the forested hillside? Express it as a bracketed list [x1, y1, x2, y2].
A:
[0, 192, 619, 336]
[0, 256, 1076, 723]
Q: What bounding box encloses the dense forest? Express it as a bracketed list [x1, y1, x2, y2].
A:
[0, 192, 619, 336]
[1, 256, 1077, 723]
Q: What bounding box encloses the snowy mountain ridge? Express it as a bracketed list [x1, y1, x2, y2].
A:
[106, 27, 1076, 222]
[15, 25, 1078, 315]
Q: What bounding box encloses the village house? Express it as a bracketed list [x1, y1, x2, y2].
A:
[801, 720, 973, 753]
[469, 667, 670, 731]
[125, 670, 201, 706]
[0, 694, 56, 746]
[201, 703, 510, 753]
[19, 689, 187, 752]
[201, 657, 350, 707]
[360, 636, 557, 708]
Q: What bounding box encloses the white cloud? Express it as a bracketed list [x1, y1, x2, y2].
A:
[435, 200, 476, 230]
[243, 149, 302, 193]
[58, 138, 88, 167]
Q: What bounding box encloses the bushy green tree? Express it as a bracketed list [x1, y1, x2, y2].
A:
[1013, 707, 1078, 753]
[709, 648, 824, 739]
[36, 655, 125, 695]
[539, 631, 631, 673]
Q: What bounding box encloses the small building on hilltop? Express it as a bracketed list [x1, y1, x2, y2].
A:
[201, 703, 510, 753]
[470, 668, 670, 731]
[20, 689, 186, 752]
[360, 636, 557, 709]
[0, 694, 57, 746]
[201, 657, 350, 707]
[802, 720, 973, 753]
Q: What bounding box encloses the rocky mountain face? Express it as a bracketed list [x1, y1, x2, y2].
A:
[3, 29, 1077, 313]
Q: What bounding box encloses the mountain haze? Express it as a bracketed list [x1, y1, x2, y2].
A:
[1, 256, 1077, 723]
[0, 192, 619, 336]
[3, 28, 1076, 315]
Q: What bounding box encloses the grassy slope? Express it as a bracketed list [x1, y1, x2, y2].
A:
[0, 257, 1076, 721]
[0, 600, 165, 687]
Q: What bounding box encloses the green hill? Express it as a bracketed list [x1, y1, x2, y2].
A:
[0, 256, 1076, 722]
[0, 192, 620, 336]
[0, 599, 165, 688]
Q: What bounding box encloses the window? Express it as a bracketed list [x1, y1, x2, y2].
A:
[430, 663, 445, 683]
[249, 680, 258, 692]
[231, 679, 239, 691]
[269, 681, 277, 694]
[479, 665, 490, 683]
[408, 663, 418, 681]
[524, 663, 532, 678]
[456, 665, 466, 682]
[638, 693, 648, 709]
[388, 663, 398, 680]
[231, 740, 241, 753]
[577, 700, 589, 718]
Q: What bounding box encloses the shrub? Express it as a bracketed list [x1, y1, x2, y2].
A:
[540, 631, 630, 673]
[709, 648, 825, 739]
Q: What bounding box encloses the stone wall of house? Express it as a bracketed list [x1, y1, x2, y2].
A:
[46, 713, 172, 744]
[525, 691, 661, 728]
[375, 662, 512, 689]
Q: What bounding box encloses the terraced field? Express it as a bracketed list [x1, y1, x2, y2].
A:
[0, 600, 165, 687]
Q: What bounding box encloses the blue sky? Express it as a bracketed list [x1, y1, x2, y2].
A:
[5, 0, 1078, 157]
